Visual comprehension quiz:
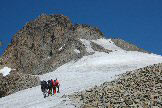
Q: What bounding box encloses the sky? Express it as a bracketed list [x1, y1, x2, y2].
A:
[0, 0, 162, 56]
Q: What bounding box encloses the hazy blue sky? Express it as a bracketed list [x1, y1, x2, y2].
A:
[0, 0, 162, 55]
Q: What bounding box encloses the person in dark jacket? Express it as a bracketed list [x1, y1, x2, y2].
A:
[47, 80, 52, 96]
[41, 80, 48, 98]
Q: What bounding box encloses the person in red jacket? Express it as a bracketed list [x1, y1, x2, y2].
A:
[55, 78, 60, 93]
[51, 79, 56, 95]
[51, 78, 60, 95]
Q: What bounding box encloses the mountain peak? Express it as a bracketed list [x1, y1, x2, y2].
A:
[2, 14, 105, 75]
[0, 14, 157, 98]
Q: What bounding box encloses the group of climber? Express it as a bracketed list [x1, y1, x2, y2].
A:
[41, 78, 60, 98]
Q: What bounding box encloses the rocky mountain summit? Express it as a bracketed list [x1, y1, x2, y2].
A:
[1, 14, 147, 75]
[1, 14, 106, 75]
[69, 63, 162, 107]
[0, 14, 149, 98]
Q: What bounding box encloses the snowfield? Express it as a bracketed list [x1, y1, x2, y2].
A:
[0, 38, 162, 108]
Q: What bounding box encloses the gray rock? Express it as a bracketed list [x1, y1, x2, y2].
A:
[73, 24, 104, 40]
[111, 38, 149, 53]
[0, 70, 40, 98]
[90, 41, 112, 53]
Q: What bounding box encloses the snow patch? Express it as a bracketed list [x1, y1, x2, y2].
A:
[92, 38, 123, 51]
[59, 44, 65, 51]
[0, 67, 12, 76]
[59, 46, 63, 51]
[74, 49, 80, 54]
[80, 39, 94, 53]
[47, 56, 51, 59]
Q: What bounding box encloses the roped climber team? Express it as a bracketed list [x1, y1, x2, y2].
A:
[41, 78, 60, 98]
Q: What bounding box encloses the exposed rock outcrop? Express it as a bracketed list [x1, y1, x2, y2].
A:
[90, 41, 112, 53]
[0, 69, 39, 98]
[73, 24, 104, 40]
[2, 14, 73, 74]
[111, 38, 149, 53]
[69, 63, 162, 107]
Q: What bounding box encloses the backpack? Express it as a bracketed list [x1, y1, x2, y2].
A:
[44, 81, 47, 88]
[41, 80, 47, 91]
[41, 81, 45, 86]
[48, 80, 52, 88]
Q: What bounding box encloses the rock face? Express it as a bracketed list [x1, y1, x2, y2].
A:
[1, 14, 104, 75]
[69, 63, 162, 107]
[73, 24, 104, 40]
[0, 69, 39, 98]
[111, 38, 149, 53]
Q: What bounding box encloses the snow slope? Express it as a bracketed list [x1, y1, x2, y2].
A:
[0, 38, 162, 108]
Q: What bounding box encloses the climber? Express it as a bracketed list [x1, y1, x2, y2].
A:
[51, 79, 56, 95]
[55, 78, 60, 93]
[47, 80, 52, 96]
[51, 78, 60, 95]
[41, 80, 48, 98]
